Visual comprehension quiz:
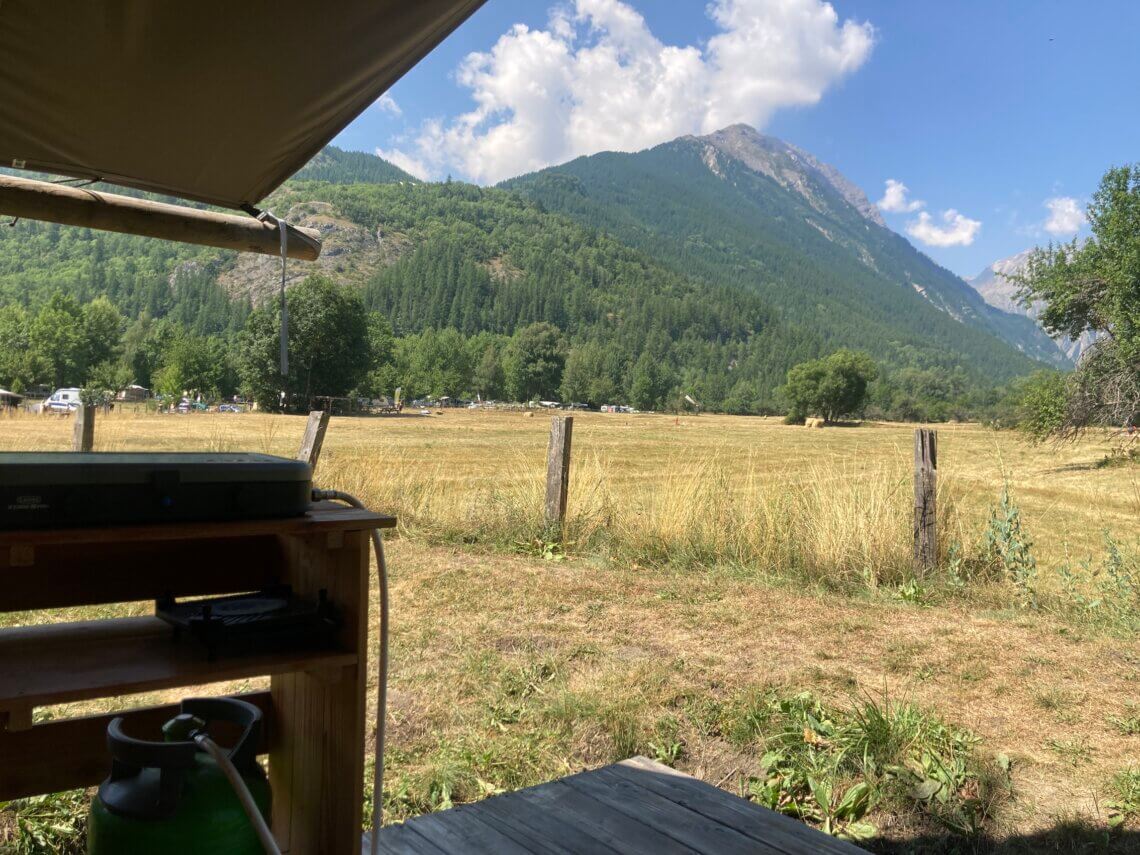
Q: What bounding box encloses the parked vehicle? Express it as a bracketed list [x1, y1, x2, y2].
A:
[217, 403, 241, 413]
[43, 387, 82, 413]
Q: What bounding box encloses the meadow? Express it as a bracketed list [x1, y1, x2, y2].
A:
[1, 408, 1137, 852]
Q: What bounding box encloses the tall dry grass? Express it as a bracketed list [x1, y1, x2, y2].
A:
[0, 409, 1132, 610]
[318, 443, 972, 591]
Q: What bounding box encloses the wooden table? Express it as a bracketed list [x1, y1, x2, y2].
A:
[0, 504, 394, 855]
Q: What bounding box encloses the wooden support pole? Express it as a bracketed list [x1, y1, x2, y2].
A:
[913, 428, 938, 575]
[0, 174, 321, 261]
[544, 416, 573, 530]
[297, 410, 330, 469]
[71, 404, 95, 452]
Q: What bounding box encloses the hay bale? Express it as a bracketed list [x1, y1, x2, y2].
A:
[805, 417, 825, 428]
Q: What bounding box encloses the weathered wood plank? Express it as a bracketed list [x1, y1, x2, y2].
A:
[364, 824, 446, 855]
[0, 615, 355, 712]
[297, 410, 330, 469]
[474, 793, 618, 855]
[371, 758, 869, 854]
[544, 416, 573, 528]
[564, 765, 769, 855]
[613, 758, 866, 855]
[0, 503, 394, 551]
[401, 806, 533, 855]
[71, 404, 95, 452]
[512, 777, 694, 855]
[913, 428, 938, 574]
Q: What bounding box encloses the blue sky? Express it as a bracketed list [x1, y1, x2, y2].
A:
[333, 0, 1140, 277]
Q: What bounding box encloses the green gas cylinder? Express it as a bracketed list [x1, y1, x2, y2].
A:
[88, 697, 270, 854]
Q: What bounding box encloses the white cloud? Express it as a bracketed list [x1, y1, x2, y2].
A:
[375, 144, 432, 181]
[906, 209, 981, 247]
[1043, 196, 1085, 236]
[383, 0, 875, 183]
[374, 93, 402, 116]
[876, 179, 924, 213]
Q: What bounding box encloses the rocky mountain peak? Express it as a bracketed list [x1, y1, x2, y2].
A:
[968, 249, 1095, 361]
[692, 124, 886, 227]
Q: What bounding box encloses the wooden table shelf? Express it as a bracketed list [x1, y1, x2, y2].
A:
[0, 615, 357, 712]
[0, 505, 385, 855]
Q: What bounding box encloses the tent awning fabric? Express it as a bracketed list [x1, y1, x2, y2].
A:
[0, 1, 485, 210]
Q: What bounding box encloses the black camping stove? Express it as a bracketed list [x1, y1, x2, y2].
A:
[156, 585, 339, 660]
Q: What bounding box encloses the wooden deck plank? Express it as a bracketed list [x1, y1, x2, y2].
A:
[472, 792, 619, 855]
[370, 757, 869, 855]
[563, 765, 777, 855]
[364, 823, 445, 855]
[613, 758, 866, 855]
[521, 778, 697, 855]
[402, 806, 534, 855]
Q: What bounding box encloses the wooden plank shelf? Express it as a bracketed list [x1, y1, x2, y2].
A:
[0, 503, 395, 551]
[0, 616, 356, 712]
[0, 691, 273, 801]
[2, 504, 380, 854]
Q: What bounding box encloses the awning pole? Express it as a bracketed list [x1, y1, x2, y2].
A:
[0, 174, 321, 261]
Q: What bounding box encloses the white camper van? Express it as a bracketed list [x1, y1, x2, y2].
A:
[43, 387, 82, 413]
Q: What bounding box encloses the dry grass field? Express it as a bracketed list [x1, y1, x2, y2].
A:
[1, 408, 1138, 852]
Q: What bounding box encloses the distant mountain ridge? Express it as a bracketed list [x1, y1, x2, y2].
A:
[968, 250, 1095, 360]
[503, 124, 1068, 378]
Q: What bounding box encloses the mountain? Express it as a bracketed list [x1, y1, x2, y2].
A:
[0, 132, 1069, 415]
[967, 251, 1095, 361]
[292, 145, 417, 185]
[503, 125, 1069, 377]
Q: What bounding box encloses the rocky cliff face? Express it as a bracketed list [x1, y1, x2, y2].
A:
[695, 124, 886, 227]
[216, 201, 410, 304]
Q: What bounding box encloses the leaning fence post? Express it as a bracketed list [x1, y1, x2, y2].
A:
[71, 404, 95, 452]
[544, 415, 573, 530]
[297, 410, 330, 469]
[913, 428, 938, 575]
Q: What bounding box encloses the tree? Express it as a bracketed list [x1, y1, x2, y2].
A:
[0, 305, 36, 392]
[504, 322, 565, 401]
[472, 343, 506, 400]
[153, 331, 231, 400]
[237, 275, 370, 411]
[80, 296, 124, 374]
[362, 312, 399, 399]
[122, 314, 176, 390]
[629, 350, 670, 410]
[561, 340, 621, 405]
[398, 327, 472, 399]
[781, 349, 878, 423]
[29, 292, 86, 388]
[1014, 165, 1140, 438]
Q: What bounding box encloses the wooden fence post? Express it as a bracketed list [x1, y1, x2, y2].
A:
[297, 410, 330, 469]
[913, 428, 938, 574]
[544, 416, 573, 530]
[71, 404, 95, 452]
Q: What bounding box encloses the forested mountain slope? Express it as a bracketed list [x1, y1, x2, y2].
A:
[0, 130, 1064, 413]
[503, 125, 1067, 378]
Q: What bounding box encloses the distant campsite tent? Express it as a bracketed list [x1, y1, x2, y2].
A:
[0, 389, 23, 409]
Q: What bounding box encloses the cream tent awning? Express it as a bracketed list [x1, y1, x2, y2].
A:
[0, 0, 485, 209]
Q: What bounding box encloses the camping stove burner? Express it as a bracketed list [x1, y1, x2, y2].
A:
[156, 586, 339, 660]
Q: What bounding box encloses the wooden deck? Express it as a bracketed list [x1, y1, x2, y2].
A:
[365, 756, 867, 854]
